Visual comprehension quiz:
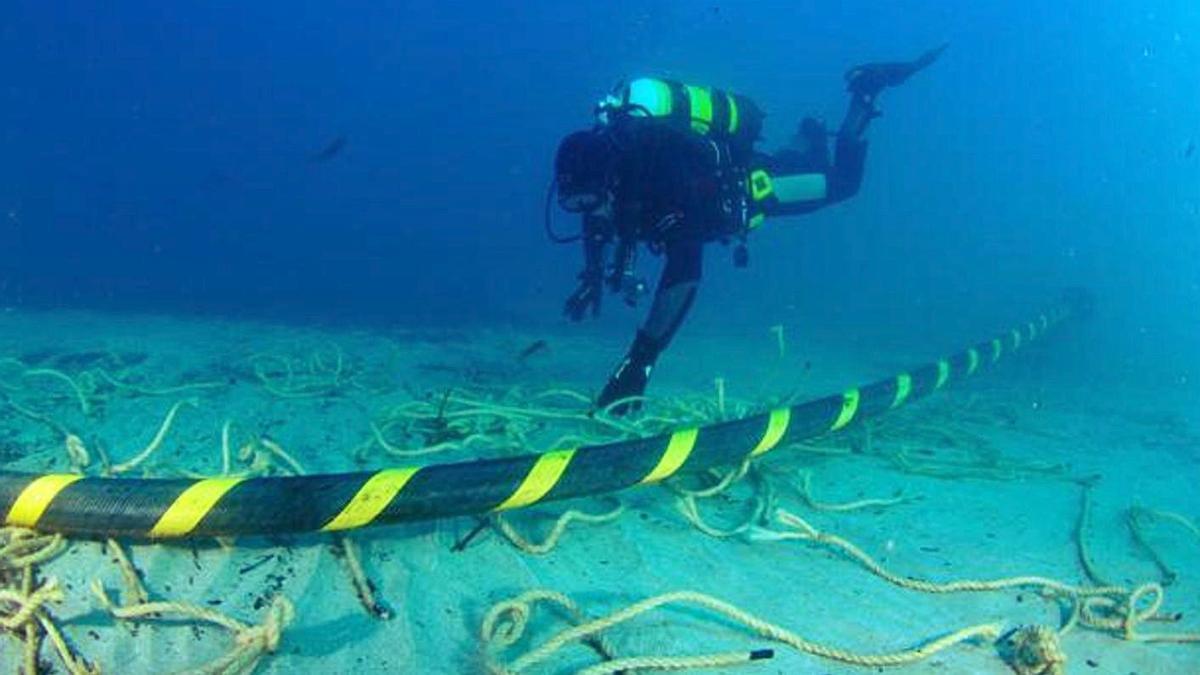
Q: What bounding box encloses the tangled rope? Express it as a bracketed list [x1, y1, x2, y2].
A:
[999, 625, 1066, 675]
[491, 501, 626, 555]
[481, 588, 1001, 674]
[93, 581, 295, 675]
[0, 528, 96, 674]
[754, 509, 1199, 644]
[667, 461, 776, 539]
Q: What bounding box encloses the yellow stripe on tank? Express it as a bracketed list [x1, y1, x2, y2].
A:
[322, 467, 420, 532]
[935, 359, 951, 390]
[686, 85, 714, 132]
[641, 428, 699, 484]
[149, 477, 245, 538]
[5, 474, 84, 528]
[831, 389, 860, 431]
[750, 408, 790, 457]
[495, 449, 576, 511]
[891, 373, 912, 408]
[967, 348, 980, 375]
[726, 93, 739, 133]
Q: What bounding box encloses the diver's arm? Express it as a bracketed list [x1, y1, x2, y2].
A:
[563, 214, 612, 321]
[581, 213, 612, 280]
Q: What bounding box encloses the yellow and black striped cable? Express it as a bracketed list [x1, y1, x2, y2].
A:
[0, 303, 1076, 540]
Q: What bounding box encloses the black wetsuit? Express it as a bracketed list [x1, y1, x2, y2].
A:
[556, 46, 948, 411]
[582, 88, 880, 411]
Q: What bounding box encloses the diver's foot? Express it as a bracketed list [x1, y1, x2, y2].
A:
[595, 360, 651, 416]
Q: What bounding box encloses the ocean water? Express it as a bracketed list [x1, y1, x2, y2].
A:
[1, 2, 1197, 673]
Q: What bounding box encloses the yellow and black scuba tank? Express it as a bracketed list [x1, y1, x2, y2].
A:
[595, 77, 764, 155]
[593, 77, 767, 266]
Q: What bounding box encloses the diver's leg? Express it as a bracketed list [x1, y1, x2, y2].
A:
[832, 44, 947, 199]
[825, 93, 872, 202]
[596, 239, 702, 413]
[759, 91, 873, 218]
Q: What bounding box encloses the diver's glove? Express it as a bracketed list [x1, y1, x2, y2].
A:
[605, 237, 646, 307]
[563, 272, 602, 321]
[845, 43, 948, 99]
[596, 331, 658, 415]
[608, 268, 648, 308]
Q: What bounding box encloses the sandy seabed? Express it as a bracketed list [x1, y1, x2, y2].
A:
[0, 307, 1196, 674]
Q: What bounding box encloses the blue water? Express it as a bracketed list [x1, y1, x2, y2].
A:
[2, 4, 1199, 672]
[2, 2, 1195, 345]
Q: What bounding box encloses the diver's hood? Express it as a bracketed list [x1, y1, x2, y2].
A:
[554, 130, 614, 208]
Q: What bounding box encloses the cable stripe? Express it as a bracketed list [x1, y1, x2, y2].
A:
[831, 389, 860, 430]
[935, 359, 951, 390]
[991, 338, 1003, 363]
[149, 477, 244, 538]
[322, 467, 420, 531]
[1011, 328, 1022, 351]
[750, 408, 791, 457]
[892, 373, 912, 408]
[966, 348, 980, 375]
[5, 474, 83, 528]
[494, 449, 575, 510]
[641, 428, 699, 483]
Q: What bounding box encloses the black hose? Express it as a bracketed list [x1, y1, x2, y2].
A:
[544, 177, 581, 244]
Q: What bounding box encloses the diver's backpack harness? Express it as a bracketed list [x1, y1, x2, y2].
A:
[596, 78, 768, 264]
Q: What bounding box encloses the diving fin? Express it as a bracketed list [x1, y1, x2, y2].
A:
[845, 43, 948, 98]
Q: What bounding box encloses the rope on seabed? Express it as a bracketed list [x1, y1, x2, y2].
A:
[106, 538, 150, 605]
[482, 498, 1197, 675]
[795, 469, 913, 512]
[1071, 476, 1113, 588]
[249, 345, 348, 398]
[95, 368, 225, 396]
[481, 588, 1002, 674]
[754, 509, 1200, 643]
[336, 535, 392, 619]
[0, 527, 97, 675]
[666, 461, 777, 539]
[491, 501, 626, 555]
[999, 625, 1067, 675]
[20, 367, 92, 416]
[92, 580, 295, 675]
[1127, 505, 1200, 587]
[668, 462, 912, 540]
[107, 398, 198, 475]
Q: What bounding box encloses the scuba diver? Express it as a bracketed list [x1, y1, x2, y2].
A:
[551, 45, 946, 414]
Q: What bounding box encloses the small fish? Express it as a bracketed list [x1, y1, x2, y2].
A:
[517, 339, 549, 362]
[1184, 140, 1196, 159]
[309, 135, 347, 163]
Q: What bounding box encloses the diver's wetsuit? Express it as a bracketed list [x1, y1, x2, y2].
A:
[585, 90, 878, 411]
[560, 45, 947, 412]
